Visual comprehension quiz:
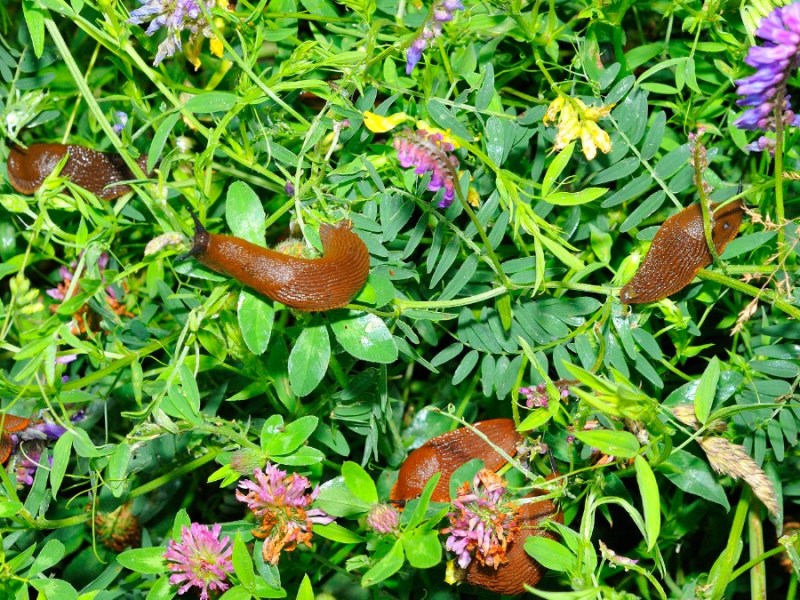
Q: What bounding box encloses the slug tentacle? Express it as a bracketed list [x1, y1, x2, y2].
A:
[6, 143, 147, 200]
[185, 217, 370, 312]
[620, 200, 744, 304]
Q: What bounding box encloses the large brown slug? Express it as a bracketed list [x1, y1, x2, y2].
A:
[184, 214, 370, 312]
[0, 414, 31, 464]
[390, 418, 523, 503]
[7, 143, 147, 200]
[620, 200, 744, 304]
[390, 419, 562, 594]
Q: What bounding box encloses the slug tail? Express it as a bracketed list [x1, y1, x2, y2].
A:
[179, 209, 210, 261]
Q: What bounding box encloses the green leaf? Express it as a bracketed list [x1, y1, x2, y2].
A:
[361, 539, 405, 587]
[28, 539, 65, 576]
[106, 443, 131, 498]
[29, 578, 77, 600]
[233, 533, 256, 591]
[314, 522, 365, 543]
[185, 91, 238, 113]
[544, 187, 607, 206]
[148, 112, 180, 172]
[0, 500, 24, 518]
[573, 429, 640, 458]
[117, 547, 166, 574]
[329, 311, 397, 363]
[634, 456, 661, 552]
[238, 290, 274, 356]
[22, 1, 46, 58]
[425, 99, 472, 141]
[50, 433, 72, 498]
[694, 356, 720, 424]
[660, 449, 730, 510]
[219, 586, 254, 600]
[263, 416, 319, 456]
[70, 428, 101, 458]
[289, 323, 330, 397]
[296, 574, 314, 600]
[402, 530, 442, 569]
[316, 476, 372, 517]
[541, 142, 574, 197]
[524, 536, 577, 573]
[342, 461, 378, 504]
[226, 182, 266, 244]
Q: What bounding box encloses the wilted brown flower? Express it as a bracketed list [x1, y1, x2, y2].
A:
[93, 502, 141, 551]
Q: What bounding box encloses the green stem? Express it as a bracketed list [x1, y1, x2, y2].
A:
[774, 91, 786, 250]
[711, 488, 751, 600]
[393, 286, 507, 310]
[697, 269, 800, 321]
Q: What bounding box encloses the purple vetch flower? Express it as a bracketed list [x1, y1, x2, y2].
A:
[164, 523, 233, 600]
[744, 135, 777, 154]
[444, 469, 519, 570]
[128, 0, 216, 66]
[236, 463, 333, 565]
[405, 0, 465, 73]
[366, 503, 400, 534]
[519, 382, 570, 409]
[735, 3, 800, 132]
[393, 128, 459, 208]
[112, 111, 129, 135]
[11, 417, 67, 487]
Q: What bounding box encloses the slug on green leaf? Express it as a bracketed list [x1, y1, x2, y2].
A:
[183, 213, 370, 312]
[620, 200, 744, 304]
[6, 143, 146, 200]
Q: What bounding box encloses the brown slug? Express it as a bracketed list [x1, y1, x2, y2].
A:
[390, 418, 523, 503]
[390, 419, 562, 594]
[464, 485, 563, 595]
[0, 414, 31, 464]
[184, 213, 370, 312]
[620, 200, 744, 304]
[7, 143, 147, 200]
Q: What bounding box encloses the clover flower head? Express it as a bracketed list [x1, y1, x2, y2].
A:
[367, 503, 400, 534]
[444, 469, 519, 570]
[393, 128, 459, 208]
[129, 0, 216, 66]
[94, 503, 142, 551]
[735, 3, 800, 132]
[164, 522, 233, 600]
[236, 463, 333, 565]
[405, 0, 465, 73]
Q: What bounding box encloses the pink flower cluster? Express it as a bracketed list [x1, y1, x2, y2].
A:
[519, 382, 570, 409]
[393, 128, 459, 208]
[164, 523, 233, 600]
[236, 463, 333, 565]
[444, 469, 519, 570]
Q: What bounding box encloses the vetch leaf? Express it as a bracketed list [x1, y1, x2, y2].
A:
[573, 429, 640, 458]
[185, 91, 238, 113]
[226, 182, 266, 244]
[544, 187, 607, 206]
[635, 455, 661, 551]
[542, 142, 575, 197]
[117, 547, 166, 574]
[694, 357, 720, 424]
[524, 536, 577, 572]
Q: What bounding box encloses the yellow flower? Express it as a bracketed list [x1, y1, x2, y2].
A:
[554, 102, 581, 151]
[415, 120, 462, 148]
[580, 121, 612, 160]
[543, 96, 565, 126]
[209, 36, 224, 59]
[467, 186, 480, 207]
[363, 111, 410, 133]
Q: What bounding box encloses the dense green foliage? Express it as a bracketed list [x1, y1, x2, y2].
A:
[1, 0, 799, 598]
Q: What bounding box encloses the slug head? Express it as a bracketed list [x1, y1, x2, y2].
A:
[179, 210, 210, 261]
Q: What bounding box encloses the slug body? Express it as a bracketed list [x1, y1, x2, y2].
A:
[7, 143, 146, 200]
[620, 200, 744, 304]
[187, 216, 370, 312]
[390, 419, 562, 594]
[390, 418, 522, 503]
[0, 415, 31, 464]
